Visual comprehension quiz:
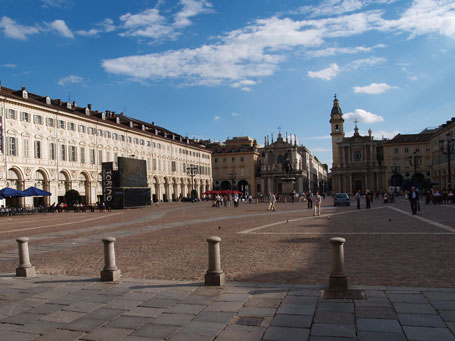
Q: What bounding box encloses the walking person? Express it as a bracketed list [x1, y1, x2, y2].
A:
[267, 192, 277, 211]
[365, 190, 371, 209]
[355, 190, 361, 209]
[307, 191, 313, 209]
[313, 191, 322, 216]
[410, 186, 419, 215]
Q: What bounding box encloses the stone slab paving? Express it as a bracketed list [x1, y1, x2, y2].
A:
[0, 275, 454, 340]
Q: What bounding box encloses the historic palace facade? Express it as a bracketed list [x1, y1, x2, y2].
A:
[0, 84, 212, 206]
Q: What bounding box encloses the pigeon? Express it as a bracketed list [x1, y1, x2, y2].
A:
[218, 226, 221, 229]
[327, 216, 330, 220]
[287, 219, 289, 223]
[389, 218, 392, 222]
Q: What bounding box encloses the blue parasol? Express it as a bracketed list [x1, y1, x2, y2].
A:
[23, 186, 52, 197]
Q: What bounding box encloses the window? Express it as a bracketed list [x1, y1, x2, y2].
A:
[106, 151, 110, 162]
[34, 141, 42, 159]
[153, 158, 157, 170]
[112, 133, 118, 140]
[90, 149, 95, 164]
[99, 150, 103, 163]
[97, 129, 103, 137]
[49, 143, 56, 160]
[60, 145, 67, 161]
[23, 139, 30, 157]
[120, 135, 125, 142]
[21, 112, 30, 122]
[133, 138, 138, 144]
[80, 147, 85, 163]
[68, 122, 75, 131]
[404, 147, 409, 153]
[114, 153, 118, 166]
[46, 117, 54, 127]
[69, 146, 77, 162]
[7, 109, 17, 119]
[34, 115, 43, 125]
[140, 139, 145, 146]
[415, 148, 420, 153]
[78, 125, 86, 133]
[147, 141, 151, 147]
[87, 127, 94, 135]
[172, 161, 176, 172]
[58, 120, 65, 129]
[232, 157, 235, 162]
[128, 137, 132, 143]
[8, 137, 17, 156]
[240, 157, 244, 162]
[215, 158, 218, 164]
[394, 148, 399, 154]
[104, 131, 111, 138]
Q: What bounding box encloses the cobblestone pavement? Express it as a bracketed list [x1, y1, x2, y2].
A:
[0, 274, 454, 340]
[0, 197, 454, 288]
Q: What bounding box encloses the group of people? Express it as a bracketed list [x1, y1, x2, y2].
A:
[268, 190, 323, 216]
[213, 194, 241, 208]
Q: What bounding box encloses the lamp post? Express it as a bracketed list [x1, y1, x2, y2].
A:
[187, 165, 198, 201]
[409, 152, 421, 187]
[228, 172, 236, 191]
[439, 133, 455, 190]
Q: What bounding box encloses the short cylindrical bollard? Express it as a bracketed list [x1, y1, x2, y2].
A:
[100, 237, 121, 281]
[16, 237, 36, 277]
[205, 236, 225, 286]
[328, 237, 348, 290]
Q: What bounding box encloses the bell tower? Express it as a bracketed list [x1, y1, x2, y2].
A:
[329, 95, 344, 166]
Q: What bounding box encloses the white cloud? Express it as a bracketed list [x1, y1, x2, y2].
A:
[103, 1, 455, 86]
[295, 0, 364, 18]
[174, 0, 213, 28]
[346, 129, 400, 139]
[119, 0, 213, 41]
[345, 56, 386, 70]
[306, 43, 386, 57]
[41, 0, 73, 8]
[231, 79, 257, 88]
[57, 75, 84, 86]
[213, 115, 221, 120]
[47, 20, 74, 38]
[0, 16, 39, 40]
[308, 63, 340, 80]
[232, 112, 241, 117]
[241, 87, 252, 92]
[2, 63, 16, 68]
[343, 109, 384, 123]
[77, 19, 116, 37]
[353, 82, 395, 94]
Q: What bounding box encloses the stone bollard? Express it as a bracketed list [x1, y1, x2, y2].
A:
[16, 237, 36, 277]
[100, 237, 121, 281]
[328, 237, 348, 290]
[205, 236, 225, 286]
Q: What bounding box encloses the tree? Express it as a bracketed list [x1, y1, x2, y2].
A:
[64, 189, 80, 205]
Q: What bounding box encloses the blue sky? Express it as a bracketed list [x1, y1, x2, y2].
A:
[1, 0, 454, 165]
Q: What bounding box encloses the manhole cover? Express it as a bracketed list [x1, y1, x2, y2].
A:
[236, 317, 264, 326]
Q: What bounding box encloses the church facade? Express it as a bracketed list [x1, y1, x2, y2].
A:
[330, 97, 386, 194]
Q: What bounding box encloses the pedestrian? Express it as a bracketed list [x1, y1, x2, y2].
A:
[307, 191, 313, 209]
[267, 192, 277, 211]
[313, 191, 322, 216]
[365, 190, 371, 209]
[248, 194, 252, 204]
[410, 186, 419, 215]
[355, 190, 361, 209]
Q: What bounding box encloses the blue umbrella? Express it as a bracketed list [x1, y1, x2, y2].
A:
[23, 186, 51, 197]
[0, 187, 27, 198]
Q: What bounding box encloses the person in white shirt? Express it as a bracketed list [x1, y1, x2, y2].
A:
[313, 191, 322, 216]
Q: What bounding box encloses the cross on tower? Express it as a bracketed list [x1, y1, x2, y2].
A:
[353, 119, 359, 128]
[334, 94, 337, 100]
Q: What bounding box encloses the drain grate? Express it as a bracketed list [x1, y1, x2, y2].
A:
[236, 317, 264, 326]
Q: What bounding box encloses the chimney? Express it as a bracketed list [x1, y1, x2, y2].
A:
[72, 101, 77, 108]
[88, 104, 92, 110]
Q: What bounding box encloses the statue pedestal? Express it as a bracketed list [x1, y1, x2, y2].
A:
[280, 177, 295, 195]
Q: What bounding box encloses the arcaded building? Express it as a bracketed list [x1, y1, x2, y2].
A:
[0, 84, 212, 206]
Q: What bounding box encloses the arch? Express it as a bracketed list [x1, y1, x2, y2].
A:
[6, 167, 25, 207]
[220, 181, 231, 191]
[152, 176, 160, 202]
[237, 180, 250, 195]
[33, 169, 51, 206]
[172, 177, 179, 201]
[390, 174, 404, 187]
[58, 170, 72, 197]
[77, 171, 91, 204]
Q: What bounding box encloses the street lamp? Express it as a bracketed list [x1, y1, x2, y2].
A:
[228, 172, 236, 191]
[409, 152, 421, 186]
[439, 133, 455, 190]
[186, 165, 198, 201]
